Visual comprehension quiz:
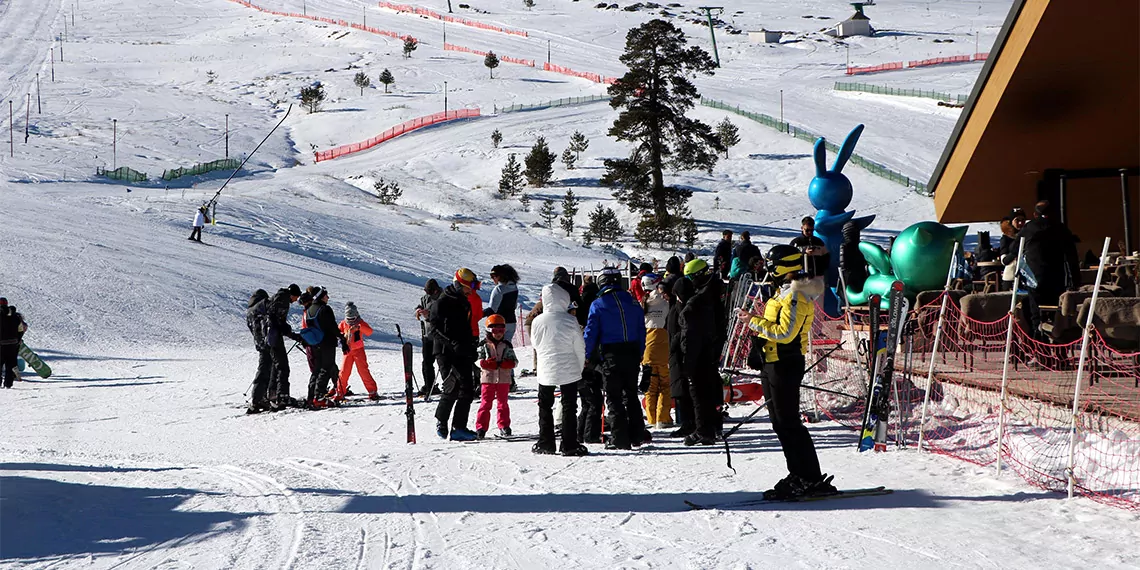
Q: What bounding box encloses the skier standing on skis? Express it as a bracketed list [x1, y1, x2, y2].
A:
[430, 268, 480, 441]
[189, 204, 210, 242]
[679, 259, 727, 446]
[335, 302, 379, 402]
[415, 279, 443, 398]
[266, 284, 303, 410]
[736, 245, 836, 499]
[532, 283, 589, 456]
[474, 314, 517, 439]
[583, 266, 647, 450]
[0, 298, 27, 389]
[304, 287, 346, 408]
[245, 289, 273, 412]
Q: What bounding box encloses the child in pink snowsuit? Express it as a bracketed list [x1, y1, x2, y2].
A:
[475, 314, 518, 438]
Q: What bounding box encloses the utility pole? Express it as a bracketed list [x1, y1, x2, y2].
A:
[363, 4, 366, 28]
[225, 113, 229, 158]
[24, 94, 30, 143]
[112, 118, 117, 169]
[51, 48, 55, 81]
[303, 0, 306, 15]
[444, 81, 448, 114]
[975, 31, 979, 55]
[59, 35, 64, 61]
[547, 39, 551, 65]
[9, 101, 13, 157]
[698, 6, 724, 67]
[443, 21, 446, 44]
[779, 89, 784, 131]
[36, 74, 41, 113]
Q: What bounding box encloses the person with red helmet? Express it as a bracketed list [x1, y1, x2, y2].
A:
[474, 314, 518, 438]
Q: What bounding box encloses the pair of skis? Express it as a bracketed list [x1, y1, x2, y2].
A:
[396, 325, 416, 444]
[857, 281, 910, 452]
[685, 486, 893, 509]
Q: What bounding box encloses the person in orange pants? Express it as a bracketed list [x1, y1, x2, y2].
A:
[336, 302, 379, 401]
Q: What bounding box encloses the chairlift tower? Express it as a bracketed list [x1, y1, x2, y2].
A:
[698, 6, 724, 67]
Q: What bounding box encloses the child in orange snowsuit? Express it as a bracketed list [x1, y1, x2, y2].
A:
[336, 302, 379, 401]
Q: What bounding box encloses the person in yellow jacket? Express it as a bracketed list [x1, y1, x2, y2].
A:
[639, 273, 672, 428]
[736, 244, 836, 500]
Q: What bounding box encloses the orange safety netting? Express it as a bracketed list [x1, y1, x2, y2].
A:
[846, 53, 989, 76]
[377, 1, 528, 37]
[724, 289, 1140, 511]
[908, 54, 972, 68]
[228, 0, 415, 42]
[444, 43, 535, 67]
[313, 109, 481, 162]
[845, 62, 904, 75]
[542, 62, 618, 85]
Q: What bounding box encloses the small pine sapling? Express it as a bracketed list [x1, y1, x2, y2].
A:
[354, 71, 371, 96]
[538, 199, 558, 229]
[524, 0, 535, 9]
[716, 117, 740, 158]
[561, 148, 576, 170]
[375, 178, 403, 204]
[403, 36, 418, 58]
[378, 69, 395, 93]
[560, 189, 580, 236]
[484, 51, 500, 79]
[519, 192, 531, 211]
[498, 153, 524, 198]
[524, 137, 556, 187]
[490, 129, 503, 148]
[568, 131, 589, 159]
[300, 83, 326, 113]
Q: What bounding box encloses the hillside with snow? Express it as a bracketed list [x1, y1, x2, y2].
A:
[1, 0, 1138, 568]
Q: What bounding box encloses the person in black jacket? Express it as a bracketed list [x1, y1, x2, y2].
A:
[1018, 201, 1080, 337]
[304, 287, 347, 408]
[839, 220, 868, 300]
[577, 273, 603, 442]
[415, 279, 443, 398]
[431, 268, 480, 441]
[734, 231, 761, 273]
[666, 277, 696, 438]
[0, 298, 27, 389]
[679, 259, 728, 446]
[713, 230, 734, 280]
[790, 217, 830, 279]
[999, 209, 1027, 291]
[266, 284, 303, 410]
[246, 289, 273, 413]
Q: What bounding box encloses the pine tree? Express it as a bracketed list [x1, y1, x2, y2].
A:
[587, 203, 623, 244]
[374, 178, 402, 204]
[484, 51, 500, 79]
[519, 192, 531, 211]
[560, 189, 580, 236]
[569, 131, 590, 159]
[715, 117, 740, 158]
[378, 69, 395, 93]
[604, 19, 722, 228]
[491, 129, 503, 148]
[300, 83, 326, 113]
[524, 0, 535, 9]
[498, 153, 524, 198]
[353, 71, 371, 96]
[524, 137, 556, 187]
[403, 37, 418, 58]
[538, 199, 558, 229]
[561, 148, 576, 170]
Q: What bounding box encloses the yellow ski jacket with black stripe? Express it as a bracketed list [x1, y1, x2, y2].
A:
[747, 277, 824, 363]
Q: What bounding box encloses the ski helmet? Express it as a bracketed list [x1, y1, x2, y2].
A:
[640, 273, 661, 290]
[683, 258, 709, 277]
[455, 267, 476, 287]
[485, 314, 507, 330]
[599, 266, 623, 287]
[765, 244, 804, 279]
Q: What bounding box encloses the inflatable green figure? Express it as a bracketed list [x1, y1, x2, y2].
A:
[846, 221, 968, 307]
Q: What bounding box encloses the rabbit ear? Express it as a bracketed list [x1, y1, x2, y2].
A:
[813, 138, 827, 177]
[831, 124, 864, 173]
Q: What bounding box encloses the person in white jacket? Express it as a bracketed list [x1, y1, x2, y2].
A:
[189, 204, 210, 242]
[531, 284, 589, 456]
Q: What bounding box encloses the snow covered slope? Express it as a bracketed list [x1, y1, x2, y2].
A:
[2, 0, 1138, 568]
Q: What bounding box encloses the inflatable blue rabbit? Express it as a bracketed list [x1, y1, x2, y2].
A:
[808, 124, 875, 316]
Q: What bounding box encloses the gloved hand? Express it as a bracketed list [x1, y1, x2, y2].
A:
[340, 337, 350, 355]
[480, 359, 500, 370]
[638, 364, 652, 393]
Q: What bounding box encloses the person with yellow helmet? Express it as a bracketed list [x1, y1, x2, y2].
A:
[678, 258, 728, 446]
[736, 244, 836, 499]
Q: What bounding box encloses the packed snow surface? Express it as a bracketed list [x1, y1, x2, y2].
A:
[2, 0, 1139, 567]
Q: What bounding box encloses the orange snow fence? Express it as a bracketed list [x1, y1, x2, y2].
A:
[845, 61, 904, 75]
[846, 53, 989, 75]
[314, 109, 481, 162]
[228, 0, 415, 42]
[542, 62, 618, 85]
[377, 1, 528, 37]
[907, 54, 972, 68]
[444, 43, 534, 67]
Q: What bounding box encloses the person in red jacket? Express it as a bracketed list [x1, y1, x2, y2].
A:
[335, 302, 379, 401]
[474, 314, 518, 438]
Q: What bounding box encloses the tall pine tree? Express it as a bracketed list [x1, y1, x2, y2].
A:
[498, 153, 524, 198]
[604, 19, 722, 233]
[560, 189, 580, 236]
[524, 137, 556, 187]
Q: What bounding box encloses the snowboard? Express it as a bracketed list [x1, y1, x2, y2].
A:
[18, 342, 51, 378]
[685, 486, 892, 510]
[858, 282, 909, 452]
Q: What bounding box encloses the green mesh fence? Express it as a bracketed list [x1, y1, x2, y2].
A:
[834, 82, 969, 105]
[162, 158, 240, 181]
[494, 94, 612, 114]
[96, 166, 148, 182]
[699, 97, 930, 196]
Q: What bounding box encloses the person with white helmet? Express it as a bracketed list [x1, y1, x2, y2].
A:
[639, 272, 672, 429]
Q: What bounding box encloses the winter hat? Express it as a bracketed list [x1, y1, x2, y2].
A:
[638, 262, 653, 273]
[455, 267, 476, 287]
[599, 266, 623, 287]
[666, 256, 682, 276]
[344, 302, 360, 321]
[0, 297, 7, 307]
[552, 266, 571, 284]
[299, 291, 313, 305]
[424, 278, 441, 295]
[287, 284, 302, 297]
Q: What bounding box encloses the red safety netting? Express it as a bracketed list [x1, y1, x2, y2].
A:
[314, 109, 481, 162]
[973, 52, 990, 61]
[845, 62, 904, 75]
[542, 62, 618, 85]
[228, 0, 415, 41]
[722, 288, 1140, 510]
[377, 1, 528, 37]
[908, 54, 972, 68]
[846, 53, 988, 76]
[444, 43, 534, 67]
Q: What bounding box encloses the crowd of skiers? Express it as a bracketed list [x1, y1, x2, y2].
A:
[242, 219, 840, 499]
[0, 298, 28, 389]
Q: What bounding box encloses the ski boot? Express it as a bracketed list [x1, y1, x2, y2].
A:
[368, 392, 381, 401]
[532, 442, 556, 455]
[683, 432, 715, 446]
[559, 444, 590, 457]
[499, 427, 512, 437]
[436, 421, 449, 439]
[476, 429, 487, 440]
[449, 428, 478, 441]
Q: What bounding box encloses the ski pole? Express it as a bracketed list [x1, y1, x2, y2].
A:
[206, 105, 292, 209]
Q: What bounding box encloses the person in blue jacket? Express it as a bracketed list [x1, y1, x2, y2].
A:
[583, 266, 647, 450]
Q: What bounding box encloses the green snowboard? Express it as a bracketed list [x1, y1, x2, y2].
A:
[17, 342, 51, 378]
